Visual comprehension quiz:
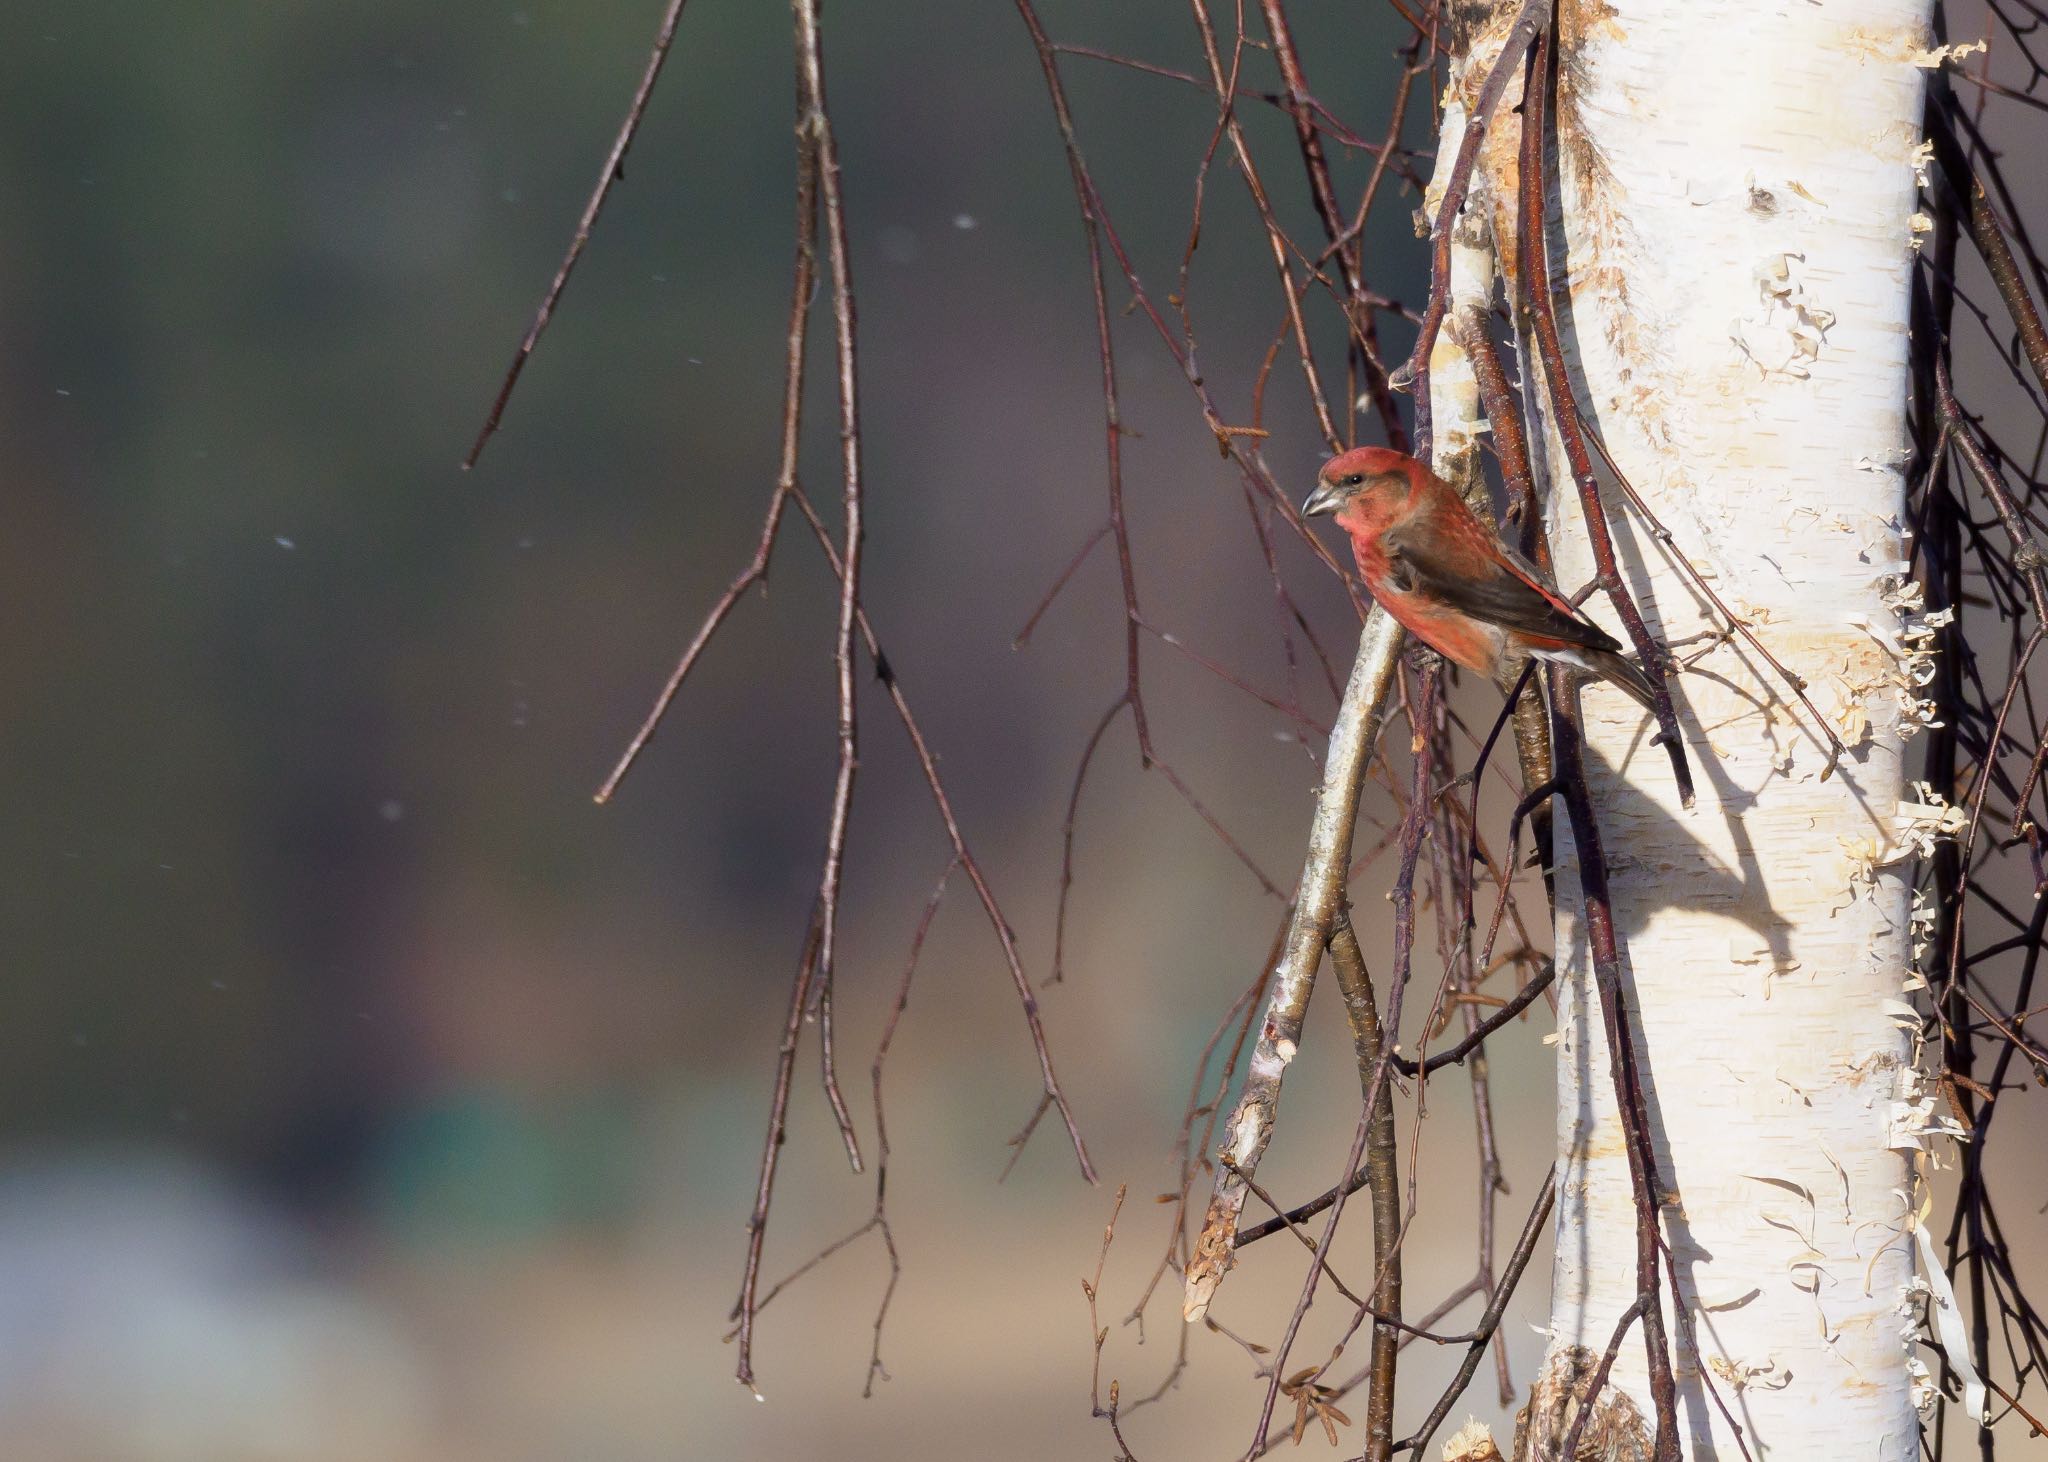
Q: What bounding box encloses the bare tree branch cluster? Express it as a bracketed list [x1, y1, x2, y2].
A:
[462, 0, 2048, 1452]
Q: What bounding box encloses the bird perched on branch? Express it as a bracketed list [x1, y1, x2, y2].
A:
[1302, 446, 1657, 711]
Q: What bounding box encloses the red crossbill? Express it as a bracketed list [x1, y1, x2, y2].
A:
[1303, 446, 1656, 710]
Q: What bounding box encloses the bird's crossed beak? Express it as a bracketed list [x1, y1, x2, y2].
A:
[1301, 480, 1344, 518]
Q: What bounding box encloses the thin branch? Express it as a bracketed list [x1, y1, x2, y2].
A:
[1557, 1290, 1655, 1462]
[1013, 521, 1112, 650]
[464, 0, 694, 468]
[1181, 613, 1406, 1322]
[1547, 664, 1680, 1459]
[1328, 915, 1402, 1462]
[1393, 1165, 1557, 1458]
[781, 482, 1097, 1182]
[733, 911, 824, 1391]
[1235, 957, 1553, 1249]
[1259, 0, 1408, 446]
[794, 0, 869, 1173]
[1183, 0, 1343, 449]
[1517, 29, 1694, 807]
[1049, 697, 1130, 986]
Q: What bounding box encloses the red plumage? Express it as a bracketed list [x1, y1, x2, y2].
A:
[1302, 447, 1656, 711]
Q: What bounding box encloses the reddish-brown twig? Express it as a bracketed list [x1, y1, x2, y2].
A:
[1084, 1183, 1129, 1421]
[1050, 697, 1129, 987]
[733, 910, 824, 1391]
[1394, 1166, 1557, 1458]
[464, 0, 694, 469]
[1327, 915, 1402, 1462]
[1547, 664, 1680, 1459]
[1259, 0, 1409, 447]
[722, 861, 956, 1394]
[1011, 520, 1111, 650]
[1517, 31, 1694, 807]
[793, 0, 869, 1176]
[1050, 41, 1388, 151]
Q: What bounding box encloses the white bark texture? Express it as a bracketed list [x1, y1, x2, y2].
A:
[1531, 1, 1939, 1456]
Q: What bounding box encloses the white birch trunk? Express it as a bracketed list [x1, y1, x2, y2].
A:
[1519, 2, 1946, 1456]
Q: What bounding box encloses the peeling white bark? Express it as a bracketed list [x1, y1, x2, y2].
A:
[1530, 2, 1937, 1455]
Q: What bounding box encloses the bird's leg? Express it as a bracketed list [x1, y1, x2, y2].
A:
[1402, 640, 1445, 673]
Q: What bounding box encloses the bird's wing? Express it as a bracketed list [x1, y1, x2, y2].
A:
[1382, 516, 1623, 655]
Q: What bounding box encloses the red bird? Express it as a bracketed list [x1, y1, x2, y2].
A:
[1303, 446, 1656, 710]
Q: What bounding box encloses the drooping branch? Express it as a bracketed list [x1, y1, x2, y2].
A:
[1258, 0, 1410, 448]
[733, 0, 877, 1385]
[1546, 664, 1680, 1460]
[1516, 30, 1694, 808]
[1181, 1, 1342, 446]
[1327, 915, 1402, 1462]
[724, 88, 827, 1391]
[464, 0, 695, 469]
[774, 482, 1098, 1183]
[796, 0, 869, 1174]
[1011, 0, 1371, 611]
[1395, 1166, 1557, 1459]
[733, 905, 825, 1392]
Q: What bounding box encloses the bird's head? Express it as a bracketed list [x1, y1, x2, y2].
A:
[1302, 446, 1415, 524]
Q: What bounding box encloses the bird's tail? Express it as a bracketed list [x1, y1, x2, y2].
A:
[1580, 647, 1660, 713]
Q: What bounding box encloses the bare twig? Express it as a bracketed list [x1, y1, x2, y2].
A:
[1259, 0, 1408, 447]
[733, 911, 824, 1391]
[1085, 1184, 1129, 1418]
[1517, 30, 1694, 807]
[465, 0, 694, 468]
[1557, 1290, 1656, 1462]
[1547, 665, 1680, 1459]
[1328, 915, 1402, 1462]
[780, 483, 1097, 1181]
[792, 0, 870, 1177]
[1183, 0, 1343, 449]
[1394, 1165, 1557, 1458]
[1233, 962, 1553, 1248]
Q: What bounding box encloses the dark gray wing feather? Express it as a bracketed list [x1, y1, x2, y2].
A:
[1382, 525, 1623, 655]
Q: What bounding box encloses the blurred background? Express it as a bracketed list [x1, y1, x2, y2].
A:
[0, 3, 2034, 1459]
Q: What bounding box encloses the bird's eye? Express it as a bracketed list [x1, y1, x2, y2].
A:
[1343, 473, 1365, 487]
